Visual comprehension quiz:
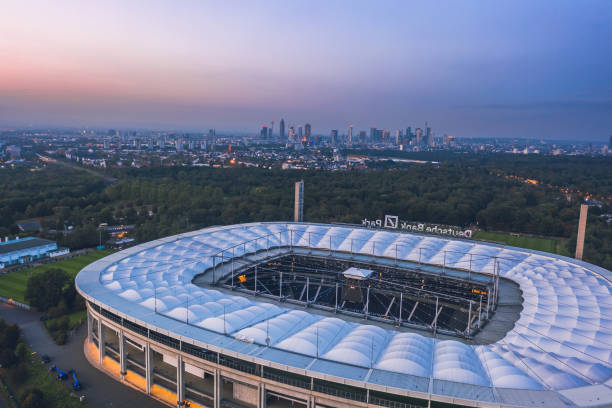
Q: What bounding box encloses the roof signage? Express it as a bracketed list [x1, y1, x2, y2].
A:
[362, 214, 473, 238]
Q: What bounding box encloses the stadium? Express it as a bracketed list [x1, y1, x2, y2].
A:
[75, 222, 612, 408]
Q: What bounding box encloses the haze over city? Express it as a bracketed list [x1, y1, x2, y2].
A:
[1, 0, 611, 140]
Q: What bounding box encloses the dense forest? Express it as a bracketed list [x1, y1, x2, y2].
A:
[0, 153, 610, 269]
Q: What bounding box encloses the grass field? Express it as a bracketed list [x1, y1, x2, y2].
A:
[473, 231, 570, 256]
[0, 249, 114, 304]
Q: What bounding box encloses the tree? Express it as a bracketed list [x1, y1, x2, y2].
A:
[0, 323, 20, 350]
[0, 348, 17, 368]
[24, 269, 69, 311]
[15, 342, 29, 362]
[20, 388, 45, 408]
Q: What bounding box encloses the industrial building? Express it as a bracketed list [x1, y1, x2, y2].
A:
[0, 236, 68, 268]
[76, 222, 612, 408]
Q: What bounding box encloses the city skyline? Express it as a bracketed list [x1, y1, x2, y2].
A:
[1, 1, 612, 140]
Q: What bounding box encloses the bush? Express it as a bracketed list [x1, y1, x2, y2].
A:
[0, 348, 17, 368]
[15, 342, 29, 362]
[0, 324, 20, 350]
[48, 302, 67, 319]
[52, 332, 67, 346]
[25, 269, 69, 311]
[9, 362, 28, 383]
[20, 387, 45, 408]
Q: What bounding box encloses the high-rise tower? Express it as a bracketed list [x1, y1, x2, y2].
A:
[294, 180, 304, 222]
[330, 130, 338, 146]
[280, 119, 285, 141]
[370, 127, 377, 143]
[347, 125, 353, 146]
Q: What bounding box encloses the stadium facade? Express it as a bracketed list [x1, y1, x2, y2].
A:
[75, 222, 612, 408]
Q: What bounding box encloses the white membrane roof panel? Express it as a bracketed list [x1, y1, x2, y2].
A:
[76, 222, 612, 406]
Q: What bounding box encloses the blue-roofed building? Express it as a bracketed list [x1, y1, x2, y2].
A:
[0, 237, 68, 268]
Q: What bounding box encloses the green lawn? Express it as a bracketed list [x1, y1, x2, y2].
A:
[0, 249, 114, 304]
[473, 231, 570, 256]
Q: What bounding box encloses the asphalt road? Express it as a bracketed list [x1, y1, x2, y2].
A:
[0, 303, 165, 408]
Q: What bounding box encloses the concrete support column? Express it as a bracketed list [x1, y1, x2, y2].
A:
[98, 318, 104, 365]
[145, 343, 153, 394]
[87, 311, 92, 342]
[176, 355, 185, 407]
[213, 369, 221, 408]
[258, 383, 266, 408]
[307, 395, 315, 408]
[119, 331, 126, 376]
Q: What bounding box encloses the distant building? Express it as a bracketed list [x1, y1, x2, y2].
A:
[359, 130, 366, 144]
[279, 119, 285, 141]
[288, 127, 295, 142]
[0, 237, 68, 268]
[347, 125, 353, 146]
[425, 122, 433, 146]
[260, 126, 268, 139]
[330, 130, 338, 146]
[304, 123, 311, 140]
[17, 221, 42, 233]
[6, 145, 21, 159]
[370, 127, 377, 143]
[415, 128, 423, 145]
[208, 129, 216, 145]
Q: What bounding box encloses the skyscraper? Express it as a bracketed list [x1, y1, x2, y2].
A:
[347, 125, 353, 146]
[359, 130, 366, 145]
[304, 123, 311, 140]
[260, 126, 268, 139]
[370, 127, 377, 143]
[415, 128, 422, 145]
[298, 126, 303, 140]
[280, 119, 285, 141]
[208, 129, 216, 148]
[425, 122, 432, 147]
[289, 126, 295, 142]
[330, 130, 338, 146]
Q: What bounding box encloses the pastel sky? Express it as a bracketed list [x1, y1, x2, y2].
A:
[1, 1, 611, 140]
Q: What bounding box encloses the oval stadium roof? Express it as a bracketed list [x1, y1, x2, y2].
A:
[76, 222, 612, 407]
